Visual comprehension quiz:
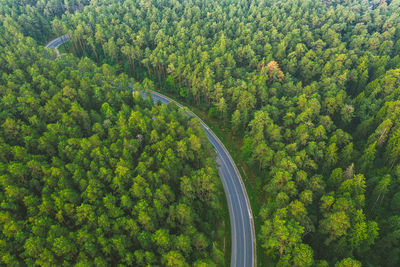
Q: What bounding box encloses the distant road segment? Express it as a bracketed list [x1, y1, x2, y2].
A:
[45, 35, 69, 49]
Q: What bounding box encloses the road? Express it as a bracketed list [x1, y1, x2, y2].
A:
[45, 36, 256, 267]
[45, 35, 70, 49]
[149, 91, 256, 267]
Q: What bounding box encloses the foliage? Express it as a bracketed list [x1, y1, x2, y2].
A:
[2, 0, 400, 265]
[0, 25, 222, 265]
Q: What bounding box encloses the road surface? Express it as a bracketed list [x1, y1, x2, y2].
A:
[45, 35, 70, 49]
[45, 36, 256, 267]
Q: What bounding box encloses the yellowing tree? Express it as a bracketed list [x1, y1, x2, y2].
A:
[266, 61, 285, 82]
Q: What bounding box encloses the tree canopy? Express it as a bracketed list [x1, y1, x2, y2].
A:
[2, 0, 400, 265]
[0, 21, 224, 265]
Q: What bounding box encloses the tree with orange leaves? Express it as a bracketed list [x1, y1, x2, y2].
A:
[266, 61, 285, 82]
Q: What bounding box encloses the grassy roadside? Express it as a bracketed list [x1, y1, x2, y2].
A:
[57, 44, 67, 54]
[57, 42, 73, 55]
[153, 90, 266, 267]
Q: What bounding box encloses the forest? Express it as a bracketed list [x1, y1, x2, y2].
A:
[0, 5, 225, 266]
[1, 0, 400, 266]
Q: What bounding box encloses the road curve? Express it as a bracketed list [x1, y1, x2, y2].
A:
[45, 35, 70, 49]
[45, 36, 256, 267]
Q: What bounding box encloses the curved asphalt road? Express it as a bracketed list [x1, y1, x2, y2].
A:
[45, 35, 70, 49]
[149, 91, 256, 267]
[45, 36, 256, 267]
